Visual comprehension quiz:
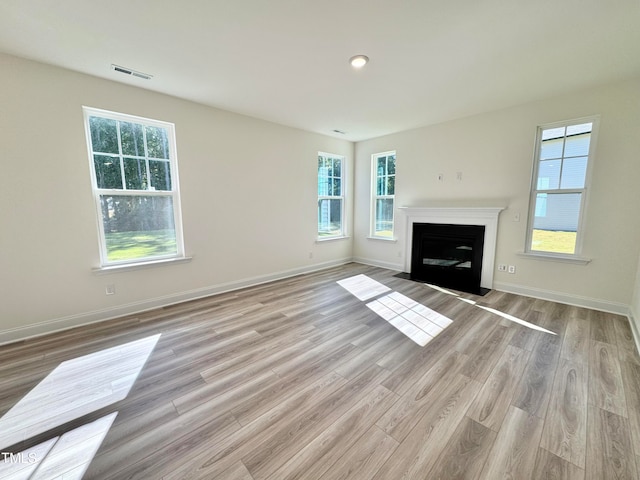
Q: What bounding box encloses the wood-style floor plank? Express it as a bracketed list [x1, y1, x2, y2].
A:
[375, 349, 467, 442]
[478, 406, 544, 480]
[425, 416, 497, 479]
[586, 407, 637, 480]
[614, 316, 640, 365]
[540, 357, 588, 468]
[561, 317, 591, 365]
[319, 425, 398, 480]
[589, 309, 617, 345]
[0, 263, 637, 480]
[531, 448, 585, 480]
[372, 374, 482, 479]
[620, 359, 640, 456]
[467, 344, 530, 431]
[263, 384, 398, 480]
[588, 340, 627, 417]
[512, 324, 561, 418]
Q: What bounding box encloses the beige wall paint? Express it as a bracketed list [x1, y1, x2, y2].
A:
[354, 78, 640, 310]
[0, 53, 353, 340]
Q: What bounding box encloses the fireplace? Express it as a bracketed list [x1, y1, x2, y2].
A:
[411, 223, 485, 294]
[400, 206, 504, 293]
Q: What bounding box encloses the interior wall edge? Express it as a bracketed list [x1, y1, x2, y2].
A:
[0, 257, 353, 347]
[630, 309, 640, 362]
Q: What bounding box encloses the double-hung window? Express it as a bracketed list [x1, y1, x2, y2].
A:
[83, 107, 185, 267]
[371, 151, 396, 238]
[526, 117, 598, 257]
[317, 153, 345, 238]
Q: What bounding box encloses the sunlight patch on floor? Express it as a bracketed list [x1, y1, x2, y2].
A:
[337, 275, 453, 347]
[422, 281, 556, 335]
[367, 292, 453, 346]
[0, 412, 118, 480]
[336, 274, 391, 301]
[0, 334, 160, 451]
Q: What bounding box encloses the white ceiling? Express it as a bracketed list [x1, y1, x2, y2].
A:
[1, 0, 639, 141]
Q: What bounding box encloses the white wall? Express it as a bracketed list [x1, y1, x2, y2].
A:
[0, 53, 354, 343]
[354, 78, 640, 313]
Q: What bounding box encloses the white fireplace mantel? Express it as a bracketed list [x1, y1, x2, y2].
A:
[399, 206, 505, 290]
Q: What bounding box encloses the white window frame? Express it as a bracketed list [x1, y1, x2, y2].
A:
[317, 152, 346, 239]
[83, 107, 185, 268]
[525, 116, 599, 259]
[370, 151, 396, 239]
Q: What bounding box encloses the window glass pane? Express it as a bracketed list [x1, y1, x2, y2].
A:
[90, 117, 118, 154]
[120, 122, 145, 157]
[387, 175, 395, 195]
[375, 198, 394, 237]
[123, 157, 148, 190]
[541, 126, 566, 141]
[540, 136, 564, 160]
[332, 159, 341, 177]
[534, 193, 547, 217]
[94, 155, 122, 189]
[145, 126, 170, 159]
[566, 123, 592, 136]
[531, 193, 581, 254]
[560, 156, 588, 189]
[332, 178, 341, 196]
[537, 160, 560, 189]
[100, 195, 177, 262]
[150, 160, 172, 191]
[563, 133, 591, 158]
[377, 157, 386, 176]
[317, 199, 342, 236]
[318, 163, 328, 195]
[377, 177, 385, 196]
[387, 156, 396, 174]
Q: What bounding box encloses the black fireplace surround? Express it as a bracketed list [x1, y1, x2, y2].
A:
[410, 223, 485, 295]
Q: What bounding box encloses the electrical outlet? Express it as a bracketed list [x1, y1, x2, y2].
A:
[106, 284, 116, 295]
[456, 171, 462, 181]
[498, 264, 507, 272]
[508, 265, 516, 274]
[309, 252, 313, 259]
[437, 173, 444, 181]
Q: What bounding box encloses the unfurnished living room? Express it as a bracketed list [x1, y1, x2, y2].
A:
[1, 1, 640, 479]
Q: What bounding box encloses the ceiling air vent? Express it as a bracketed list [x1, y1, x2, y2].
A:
[111, 64, 153, 80]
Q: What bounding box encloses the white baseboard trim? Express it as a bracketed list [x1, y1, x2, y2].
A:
[0, 258, 353, 346]
[629, 308, 640, 358]
[493, 281, 630, 316]
[351, 256, 404, 272]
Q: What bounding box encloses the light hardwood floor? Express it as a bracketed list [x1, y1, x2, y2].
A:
[1, 263, 639, 479]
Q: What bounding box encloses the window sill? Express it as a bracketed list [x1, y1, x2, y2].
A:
[316, 235, 350, 243]
[93, 256, 193, 275]
[516, 251, 591, 265]
[367, 236, 397, 242]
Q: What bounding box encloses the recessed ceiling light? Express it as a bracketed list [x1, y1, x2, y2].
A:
[349, 55, 369, 68]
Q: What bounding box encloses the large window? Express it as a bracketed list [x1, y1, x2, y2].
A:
[317, 153, 345, 238]
[526, 117, 598, 256]
[371, 151, 396, 238]
[84, 107, 184, 266]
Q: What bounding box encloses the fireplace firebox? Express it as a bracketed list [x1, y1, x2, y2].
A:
[410, 223, 485, 295]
